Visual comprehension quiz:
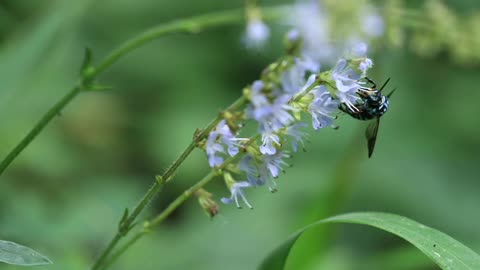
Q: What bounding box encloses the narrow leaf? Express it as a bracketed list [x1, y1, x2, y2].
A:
[80, 47, 93, 74]
[258, 212, 480, 270]
[0, 240, 52, 266]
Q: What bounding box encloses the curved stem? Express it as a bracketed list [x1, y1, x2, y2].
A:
[0, 87, 82, 175]
[149, 170, 218, 228]
[90, 6, 286, 78]
[100, 170, 219, 270]
[0, 5, 286, 177]
[95, 74, 331, 269]
[90, 176, 167, 270]
[90, 96, 246, 270]
[100, 231, 146, 270]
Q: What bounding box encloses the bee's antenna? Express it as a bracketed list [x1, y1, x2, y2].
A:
[386, 87, 397, 98]
[379, 78, 390, 91]
[379, 78, 391, 91]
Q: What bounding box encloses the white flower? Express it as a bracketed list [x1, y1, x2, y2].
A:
[244, 19, 270, 49]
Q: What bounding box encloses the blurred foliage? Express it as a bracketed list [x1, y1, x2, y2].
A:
[0, 0, 480, 269]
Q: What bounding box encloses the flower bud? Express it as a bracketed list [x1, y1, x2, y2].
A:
[195, 189, 219, 219]
[284, 29, 303, 56]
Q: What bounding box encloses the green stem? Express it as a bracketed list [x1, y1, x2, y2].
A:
[0, 87, 81, 175]
[100, 170, 219, 270]
[90, 176, 168, 270]
[91, 95, 246, 270]
[96, 76, 335, 269]
[149, 170, 218, 227]
[90, 6, 286, 78]
[100, 232, 147, 270]
[0, 5, 286, 177]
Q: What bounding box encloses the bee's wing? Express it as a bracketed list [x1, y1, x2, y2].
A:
[365, 118, 380, 158]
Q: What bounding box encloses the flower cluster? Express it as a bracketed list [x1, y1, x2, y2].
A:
[201, 38, 374, 209]
[243, 0, 480, 65]
[202, 0, 377, 209]
[242, 0, 385, 64]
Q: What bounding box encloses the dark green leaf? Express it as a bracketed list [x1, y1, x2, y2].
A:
[0, 240, 52, 266]
[258, 212, 480, 270]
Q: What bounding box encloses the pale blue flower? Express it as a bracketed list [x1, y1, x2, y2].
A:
[350, 42, 373, 76]
[206, 132, 225, 167]
[206, 120, 247, 167]
[263, 151, 290, 179]
[351, 42, 368, 58]
[285, 123, 309, 152]
[281, 58, 320, 95]
[239, 154, 268, 186]
[359, 58, 373, 75]
[332, 58, 362, 110]
[240, 152, 290, 192]
[248, 82, 296, 133]
[361, 6, 385, 38]
[217, 123, 245, 156]
[260, 95, 296, 133]
[249, 80, 276, 115]
[288, 1, 336, 63]
[244, 19, 270, 49]
[260, 132, 281, 155]
[286, 28, 301, 43]
[308, 85, 339, 129]
[221, 181, 253, 209]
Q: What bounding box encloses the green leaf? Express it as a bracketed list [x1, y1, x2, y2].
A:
[258, 212, 480, 270]
[0, 240, 52, 266]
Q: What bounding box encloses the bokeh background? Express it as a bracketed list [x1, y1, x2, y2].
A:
[1, 0, 480, 269]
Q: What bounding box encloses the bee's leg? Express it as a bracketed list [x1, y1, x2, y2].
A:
[363, 77, 377, 89]
[358, 87, 373, 98]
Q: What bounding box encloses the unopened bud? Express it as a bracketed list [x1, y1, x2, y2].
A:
[284, 29, 303, 56]
[195, 189, 219, 219]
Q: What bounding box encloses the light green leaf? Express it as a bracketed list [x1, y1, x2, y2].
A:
[258, 212, 480, 270]
[0, 240, 52, 266]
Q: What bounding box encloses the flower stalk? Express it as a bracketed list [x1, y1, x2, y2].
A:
[90, 97, 247, 270]
[0, 87, 81, 175]
[2, 2, 472, 270]
[0, 6, 286, 178]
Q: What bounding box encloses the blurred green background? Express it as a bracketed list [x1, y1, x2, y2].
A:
[1, 0, 480, 269]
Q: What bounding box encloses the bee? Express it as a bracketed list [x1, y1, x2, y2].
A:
[339, 77, 395, 158]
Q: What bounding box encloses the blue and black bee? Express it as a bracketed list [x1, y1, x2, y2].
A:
[339, 77, 395, 158]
